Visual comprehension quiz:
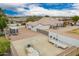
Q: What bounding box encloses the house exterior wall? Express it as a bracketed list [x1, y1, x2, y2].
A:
[26, 24, 32, 30]
[26, 24, 50, 32]
[49, 31, 79, 47]
[37, 24, 50, 30]
[31, 26, 38, 32]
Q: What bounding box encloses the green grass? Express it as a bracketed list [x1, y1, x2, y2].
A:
[70, 29, 79, 35]
[0, 37, 10, 55]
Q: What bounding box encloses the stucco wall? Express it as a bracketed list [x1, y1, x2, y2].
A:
[11, 44, 18, 56]
[49, 32, 79, 47]
[57, 46, 79, 56]
[26, 24, 50, 32]
[37, 24, 50, 30]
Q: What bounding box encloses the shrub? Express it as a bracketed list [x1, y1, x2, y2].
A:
[0, 37, 10, 55]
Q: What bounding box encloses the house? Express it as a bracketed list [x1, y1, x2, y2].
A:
[26, 17, 64, 31]
[8, 16, 27, 25]
[48, 26, 79, 47]
[26, 17, 51, 31]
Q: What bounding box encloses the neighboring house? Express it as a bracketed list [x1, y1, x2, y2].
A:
[26, 17, 64, 31]
[8, 16, 27, 24]
[8, 24, 19, 35]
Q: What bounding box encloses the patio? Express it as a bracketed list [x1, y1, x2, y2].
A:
[11, 34, 66, 56]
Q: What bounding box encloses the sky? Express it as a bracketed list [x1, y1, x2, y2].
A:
[0, 3, 79, 16]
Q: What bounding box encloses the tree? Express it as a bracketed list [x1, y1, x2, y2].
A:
[45, 15, 49, 17]
[0, 37, 10, 55]
[26, 16, 42, 22]
[0, 8, 3, 14]
[0, 8, 7, 32]
[71, 16, 79, 25]
[0, 17, 7, 32]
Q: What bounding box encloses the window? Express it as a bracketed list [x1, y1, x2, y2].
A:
[27, 44, 31, 48]
[55, 38, 58, 41]
[32, 26, 33, 28]
[53, 37, 58, 41]
[50, 36, 52, 38]
[53, 37, 55, 39]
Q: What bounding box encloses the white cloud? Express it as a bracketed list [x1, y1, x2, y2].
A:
[16, 8, 27, 12]
[1, 3, 79, 16]
[24, 3, 79, 16]
[24, 5, 79, 16]
[72, 3, 79, 10]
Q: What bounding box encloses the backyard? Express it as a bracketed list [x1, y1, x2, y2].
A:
[70, 28, 79, 35]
